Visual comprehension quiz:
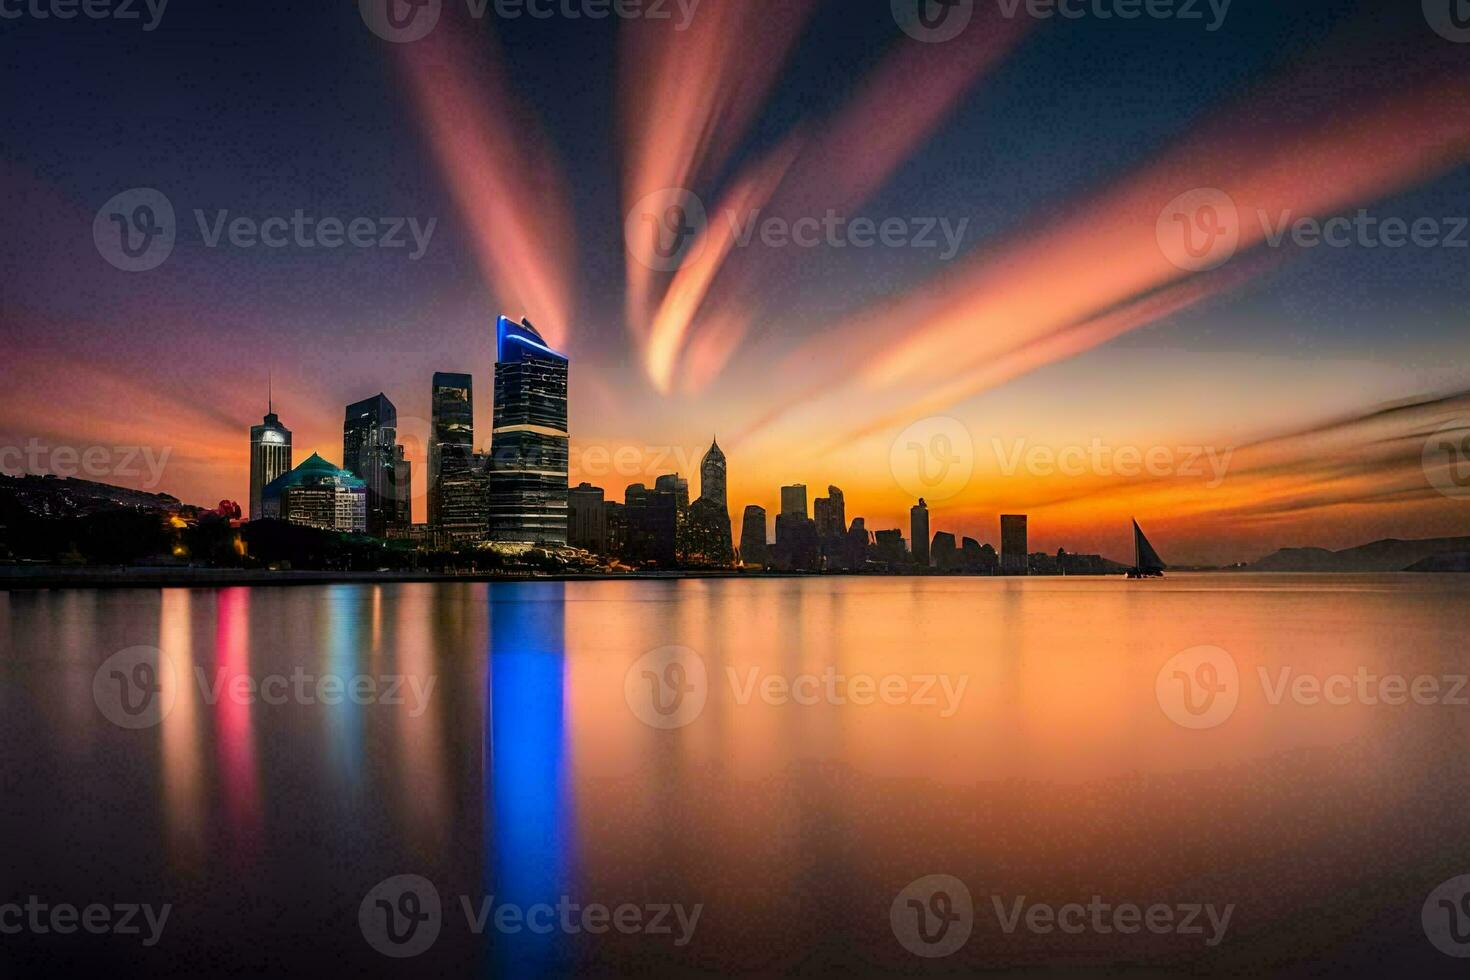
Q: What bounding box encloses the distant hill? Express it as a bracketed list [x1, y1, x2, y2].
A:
[1249, 537, 1470, 572]
[0, 473, 189, 518]
[1405, 552, 1470, 573]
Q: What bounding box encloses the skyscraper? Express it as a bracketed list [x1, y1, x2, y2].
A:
[911, 498, 930, 568]
[343, 393, 399, 537]
[699, 437, 726, 513]
[487, 316, 569, 544]
[568, 482, 607, 553]
[248, 398, 292, 522]
[393, 444, 411, 529]
[739, 505, 768, 566]
[1001, 514, 1028, 575]
[428, 372, 474, 527]
[780, 484, 807, 519]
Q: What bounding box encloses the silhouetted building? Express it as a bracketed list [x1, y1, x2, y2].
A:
[1001, 514, 1028, 575]
[1028, 551, 1059, 576]
[261, 453, 366, 534]
[911, 498, 930, 568]
[874, 529, 906, 569]
[393, 444, 411, 529]
[932, 531, 958, 571]
[740, 505, 768, 566]
[780, 484, 807, 518]
[568, 482, 607, 552]
[699, 438, 726, 512]
[846, 518, 872, 569]
[656, 473, 690, 512]
[625, 485, 677, 565]
[428, 372, 474, 528]
[961, 537, 992, 574]
[488, 316, 569, 544]
[343, 393, 400, 536]
[774, 513, 819, 571]
[683, 496, 734, 565]
[249, 404, 292, 523]
[603, 500, 626, 557]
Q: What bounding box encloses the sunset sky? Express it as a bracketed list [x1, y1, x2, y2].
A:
[2, 0, 1468, 564]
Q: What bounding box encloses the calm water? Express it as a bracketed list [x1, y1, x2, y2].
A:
[3, 574, 1470, 976]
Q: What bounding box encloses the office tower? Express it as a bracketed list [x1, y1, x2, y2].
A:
[568, 482, 607, 552]
[960, 537, 985, 573]
[932, 531, 958, 571]
[428, 372, 474, 527]
[813, 485, 847, 570]
[249, 399, 292, 522]
[740, 505, 768, 566]
[393, 444, 411, 529]
[826, 485, 845, 537]
[874, 529, 906, 569]
[487, 316, 570, 544]
[260, 453, 367, 533]
[440, 451, 490, 545]
[343, 393, 399, 537]
[655, 473, 690, 512]
[780, 484, 807, 518]
[846, 518, 871, 569]
[1001, 514, 1028, 575]
[603, 500, 626, 557]
[699, 437, 726, 513]
[625, 487, 677, 565]
[911, 498, 930, 568]
[774, 512, 819, 571]
[684, 497, 733, 565]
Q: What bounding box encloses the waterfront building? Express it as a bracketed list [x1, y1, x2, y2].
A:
[739, 505, 768, 566]
[249, 403, 292, 523]
[1001, 514, 1029, 575]
[911, 498, 930, 568]
[343, 393, 400, 537]
[260, 453, 367, 534]
[487, 316, 569, 544]
[568, 482, 607, 553]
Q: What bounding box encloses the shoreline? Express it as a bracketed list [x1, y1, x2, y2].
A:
[0, 565, 1454, 591]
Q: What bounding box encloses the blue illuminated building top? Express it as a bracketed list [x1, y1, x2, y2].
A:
[497, 315, 567, 364]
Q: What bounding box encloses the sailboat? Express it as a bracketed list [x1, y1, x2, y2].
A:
[1127, 519, 1167, 579]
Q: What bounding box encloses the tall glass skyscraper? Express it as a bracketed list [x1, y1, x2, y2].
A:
[429, 372, 475, 528]
[343, 393, 400, 537]
[487, 316, 569, 544]
[248, 405, 292, 522]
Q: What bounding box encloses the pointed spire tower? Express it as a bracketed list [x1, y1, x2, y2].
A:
[700, 435, 727, 513]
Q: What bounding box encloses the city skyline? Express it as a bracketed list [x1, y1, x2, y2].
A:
[2, 2, 1469, 566]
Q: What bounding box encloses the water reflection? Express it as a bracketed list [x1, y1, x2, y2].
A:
[486, 582, 571, 975]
